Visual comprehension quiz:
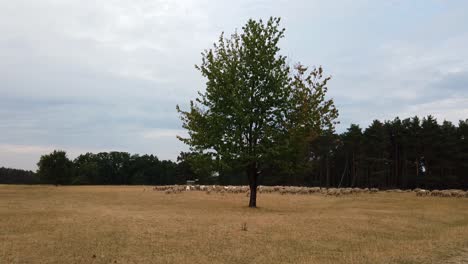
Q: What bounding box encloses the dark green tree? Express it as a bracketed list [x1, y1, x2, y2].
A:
[340, 124, 363, 187]
[308, 131, 339, 187]
[457, 119, 468, 187]
[177, 17, 337, 207]
[0, 167, 39, 184]
[177, 152, 217, 184]
[37, 150, 73, 185]
[73, 153, 99, 184]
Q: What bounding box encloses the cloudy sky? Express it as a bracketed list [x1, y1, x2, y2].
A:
[1, 0, 468, 170]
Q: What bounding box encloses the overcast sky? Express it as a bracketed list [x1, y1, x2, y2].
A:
[1, 0, 468, 170]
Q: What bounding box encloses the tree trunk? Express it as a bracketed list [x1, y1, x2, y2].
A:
[247, 163, 258, 208]
[249, 181, 257, 208]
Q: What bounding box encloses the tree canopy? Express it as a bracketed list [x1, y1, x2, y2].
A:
[37, 150, 73, 185]
[177, 17, 338, 207]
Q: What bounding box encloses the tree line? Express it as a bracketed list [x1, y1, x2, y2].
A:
[1, 115, 466, 189]
[181, 115, 468, 190]
[35, 151, 182, 185]
[263, 116, 468, 190]
[0, 167, 38, 184]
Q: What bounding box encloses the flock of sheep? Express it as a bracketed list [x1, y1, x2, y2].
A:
[414, 188, 468, 198]
[153, 185, 468, 198]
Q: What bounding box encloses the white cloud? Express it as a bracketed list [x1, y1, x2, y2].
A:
[142, 128, 187, 139]
[0, 144, 54, 155]
[399, 97, 468, 123]
[0, 144, 106, 170]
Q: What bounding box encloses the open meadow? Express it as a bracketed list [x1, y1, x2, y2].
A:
[1, 185, 468, 264]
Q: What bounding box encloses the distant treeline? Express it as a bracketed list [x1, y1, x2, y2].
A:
[2, 115, 467, 189]
[35, 152, 182, 185]
[214, 116, 468, 190]
[0, 167, 39, 184]
[272, 115, 468, 190]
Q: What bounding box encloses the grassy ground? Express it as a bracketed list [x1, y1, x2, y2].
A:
[1, 185, 468, 264]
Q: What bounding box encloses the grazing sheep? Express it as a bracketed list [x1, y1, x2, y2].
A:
[440, 190, 452, 197]
[152, 184, 466, 199]
[327, 188, 342, 196]
[449, 190, 465, 198]
[416, 189, 429, 196]
[342, 189, 352, 195]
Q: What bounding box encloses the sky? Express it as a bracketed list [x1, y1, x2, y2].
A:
[1, 0, 468, 170]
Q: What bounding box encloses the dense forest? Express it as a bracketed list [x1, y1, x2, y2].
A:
[2, 115, 467, 189]
[36, 151, 182, 185]
[206, 115, 468, 190]
[0, 167, 39, 184]
[275, 115, 468, 190]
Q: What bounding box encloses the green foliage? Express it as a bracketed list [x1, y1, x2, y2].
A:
[73, 152, 180, 185]
[73, 152, 99, 184]
[177, 152, 217, 183]
[33, 151, 181, 186]
[177, 17, 338, 190]
[37, 150, 73, 185]
[0, 167, 39, 184]
[306, 116, 468, 189]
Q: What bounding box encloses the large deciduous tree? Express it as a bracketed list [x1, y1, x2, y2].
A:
[37, 150, 73, 185]
[177, 17, 338, 207]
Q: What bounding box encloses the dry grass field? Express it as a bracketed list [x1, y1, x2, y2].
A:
[1, 185, 468, 264]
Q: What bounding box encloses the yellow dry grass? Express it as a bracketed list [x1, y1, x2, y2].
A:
[1, 185, 468, 264]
